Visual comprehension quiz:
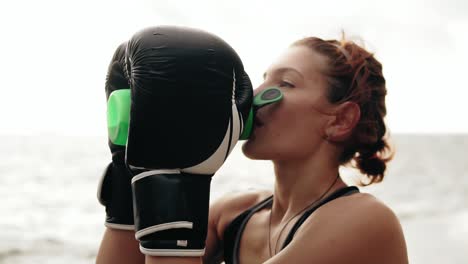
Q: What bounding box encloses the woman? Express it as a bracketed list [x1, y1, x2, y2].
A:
[200, 36, 408, 264]
[97, 35, 408, 264]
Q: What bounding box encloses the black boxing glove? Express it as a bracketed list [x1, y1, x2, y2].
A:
[96, 42, 134, 230]
[125, 26, 252, 256]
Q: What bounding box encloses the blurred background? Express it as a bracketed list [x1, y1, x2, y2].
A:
[0, 0, 467, 263]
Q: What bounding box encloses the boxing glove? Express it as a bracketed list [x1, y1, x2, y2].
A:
[125, 26, 252, 256]
[96, 41, 134, 230]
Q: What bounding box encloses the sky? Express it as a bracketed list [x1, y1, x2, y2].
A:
[0, 0, 467, 135]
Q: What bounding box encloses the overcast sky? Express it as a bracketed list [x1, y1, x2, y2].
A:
[0, 0, 467, 135]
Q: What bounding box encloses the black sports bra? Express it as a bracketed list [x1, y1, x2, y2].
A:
[223, 186, 359, 264]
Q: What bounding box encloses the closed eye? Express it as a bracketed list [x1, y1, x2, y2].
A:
[279, 81, 295, 88]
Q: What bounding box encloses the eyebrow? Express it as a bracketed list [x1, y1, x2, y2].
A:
[263, 67, 304, 80]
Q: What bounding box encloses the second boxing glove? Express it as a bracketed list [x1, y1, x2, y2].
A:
[97, 41, 134, 230]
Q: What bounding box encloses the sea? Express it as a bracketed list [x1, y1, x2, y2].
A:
[0, 134, 467, 263]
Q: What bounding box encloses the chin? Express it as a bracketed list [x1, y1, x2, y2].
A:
[241, 140, 271, 160]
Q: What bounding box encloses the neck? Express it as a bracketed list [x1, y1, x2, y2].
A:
[270, 144, 346, 223]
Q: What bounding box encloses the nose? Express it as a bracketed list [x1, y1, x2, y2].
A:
[253, 87, 262, 97]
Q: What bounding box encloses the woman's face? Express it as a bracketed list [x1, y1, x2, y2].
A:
[242, 45, 334, 161]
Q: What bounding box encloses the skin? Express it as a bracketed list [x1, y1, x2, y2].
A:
[96, 229, 144, 264]
[96, 45, 408, 264]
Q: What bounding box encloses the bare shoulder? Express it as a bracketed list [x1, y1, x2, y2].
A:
[315, 192, 408, 258]
[210, 189, 272, 240]
[316, 192, 404, 234]
[267, 192, 408, 264]
[317, 191, 398, 219]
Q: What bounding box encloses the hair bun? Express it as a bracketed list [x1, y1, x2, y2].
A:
[355, 138, 392, 185]
[356, 154, 385, 182]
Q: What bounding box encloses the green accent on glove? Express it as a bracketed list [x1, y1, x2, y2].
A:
[240, 108, 254, 140]
[107, 89, 131, 146]
[240, 87, 283, 140]
[106, 87, 283, 143]
[253, 87, 283, 108]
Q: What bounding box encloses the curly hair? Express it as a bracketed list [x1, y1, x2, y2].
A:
[293, 36, 394, 186]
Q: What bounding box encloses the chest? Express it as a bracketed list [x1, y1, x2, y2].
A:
[238, 212, 309, 264]
[236, 210, 312, 264]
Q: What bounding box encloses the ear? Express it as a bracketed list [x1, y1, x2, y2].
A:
[325, 102, 360, 142]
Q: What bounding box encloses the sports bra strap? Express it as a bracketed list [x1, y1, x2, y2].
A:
[280, 186, 359, 249]
[231, 195, 273, 264]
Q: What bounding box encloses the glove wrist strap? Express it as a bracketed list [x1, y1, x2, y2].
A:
[132, 171, 212, 256]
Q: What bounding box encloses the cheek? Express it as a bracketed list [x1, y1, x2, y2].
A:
[275, 99, 325, 138]
[274, 113, 323, 154]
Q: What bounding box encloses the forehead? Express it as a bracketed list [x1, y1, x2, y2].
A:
[266, 45, 328, 82]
